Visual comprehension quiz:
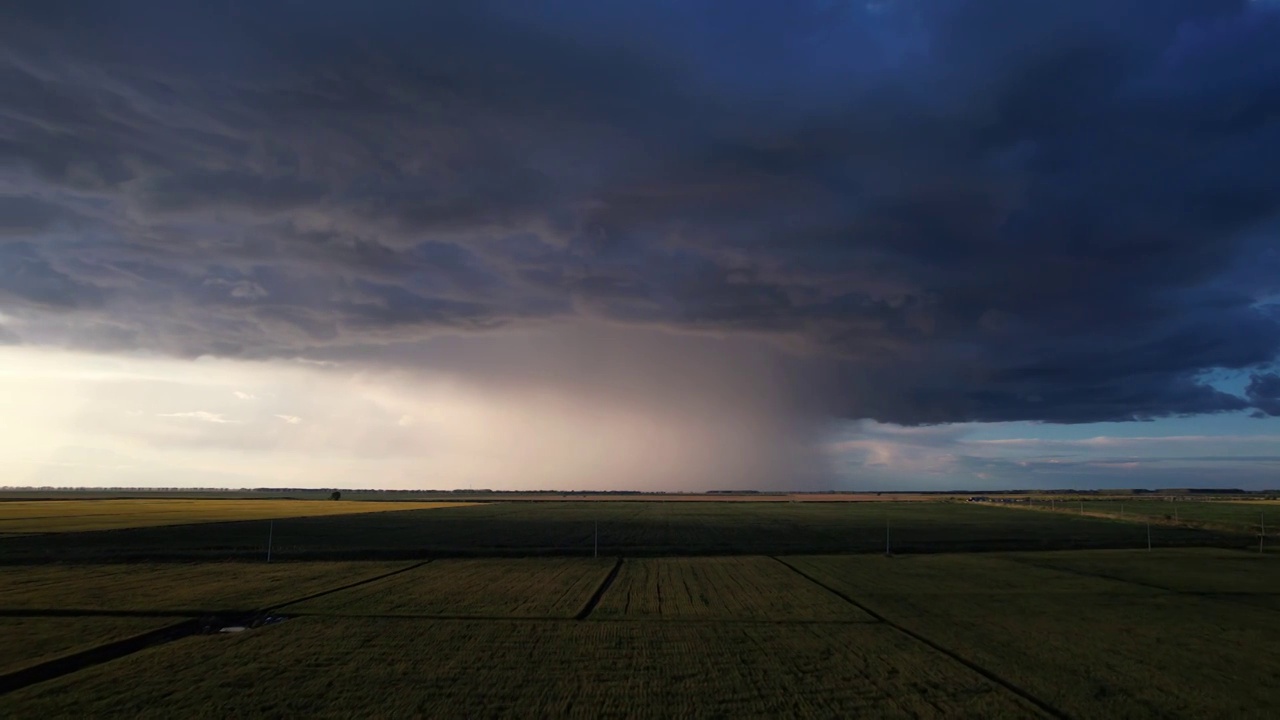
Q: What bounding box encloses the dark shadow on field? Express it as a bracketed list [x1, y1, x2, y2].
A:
[0, 502, 1253, 565]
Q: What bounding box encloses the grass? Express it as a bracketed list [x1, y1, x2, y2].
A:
[287, 558, 615, 618]
[0, 562, 411, 612]
[591, 557, 871, 621]
[0, 617, 1039, 718]
[0, 499, 478, 534]
[0, 617, 178, 676]
[791, 551, 1280, 718]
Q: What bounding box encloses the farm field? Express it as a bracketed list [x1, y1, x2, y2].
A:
[0, 617, 178, 676]
[0, 499, 1250, 562]
[3, 499, 1279, 717]
[0, 617, 1040, 718]
[288, 558, 614, 618]
[0, 499, 478, 534]
[789, 552, 1280, 719]
[591, 556, 871, 621]
[1020, 497, 1276, 534]
[0, 562, 410, 612]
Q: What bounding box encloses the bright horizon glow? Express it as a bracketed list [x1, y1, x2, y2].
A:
[4, 344, 1278, 492]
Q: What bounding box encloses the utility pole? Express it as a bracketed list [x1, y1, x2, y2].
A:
[1079, 501, 1084, 516]
[593, 521, 598, 560]
[1262, 513, 1267, 554]
[1146, 520, 1152, 552]
[884, 515, 891, 556]
[266, 520, 274, 563]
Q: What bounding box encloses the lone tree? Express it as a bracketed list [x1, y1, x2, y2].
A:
[330, 490, 342, 501]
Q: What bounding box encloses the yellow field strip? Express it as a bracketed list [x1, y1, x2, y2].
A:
[0, 499, 480, 534]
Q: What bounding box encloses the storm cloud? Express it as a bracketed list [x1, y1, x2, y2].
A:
[3, 0, 1280, 433]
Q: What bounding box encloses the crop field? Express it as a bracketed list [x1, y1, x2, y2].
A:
[0, 499, 478, 534]
[0, 499, 1249, 563]
[0, 618, 1040, 718]
[0, 561, 411, 612]
[2, 498, 1278, 717]
[288, 558, 614, 618]
[788, 552, 1280, 718]
[591, 557, 870, 621]
[0, 618, 178, 676]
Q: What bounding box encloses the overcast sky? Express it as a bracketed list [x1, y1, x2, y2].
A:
[3, 1, 1280, 490]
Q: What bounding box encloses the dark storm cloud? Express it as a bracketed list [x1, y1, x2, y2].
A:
[3, 0, 1280, 424]
[1247, 372, 1280, 416]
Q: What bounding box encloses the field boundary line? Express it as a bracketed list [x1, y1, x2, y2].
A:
[0, 619, 199, 696]
[270, 560, 433, 611]
[770, 556, 1068, 720]
[575, 557, 623, 620]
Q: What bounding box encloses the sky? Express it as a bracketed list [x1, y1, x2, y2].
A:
[2, 0, 1280, 491]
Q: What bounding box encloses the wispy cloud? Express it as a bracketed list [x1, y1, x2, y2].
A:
[157, 411, 237, 424]
[233, 391, 257, 400]
[274, 414, 302, 424]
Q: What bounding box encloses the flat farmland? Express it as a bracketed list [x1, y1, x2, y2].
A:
[0, 499, 477, 534]
[592, 557, 871, 621]
[0, 618, 1039, 718]
[0, 562, 410, 612]
[2, 498, 1277, 717]
[0, 500, 1248, 562]
[791, 551, 1280, 719]
[0, 617, 178, 676]
[288, 558, 614, 618]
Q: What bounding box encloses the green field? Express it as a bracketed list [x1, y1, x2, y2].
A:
[2, 497, 1278, 717]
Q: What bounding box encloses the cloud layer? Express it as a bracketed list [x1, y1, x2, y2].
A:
[3, 0, 1280, 428]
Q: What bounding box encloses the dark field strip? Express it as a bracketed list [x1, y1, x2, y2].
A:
[771, 556, 1067, 720]
[0, 501, 1251, 563]
[575, 556, 623, 619]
